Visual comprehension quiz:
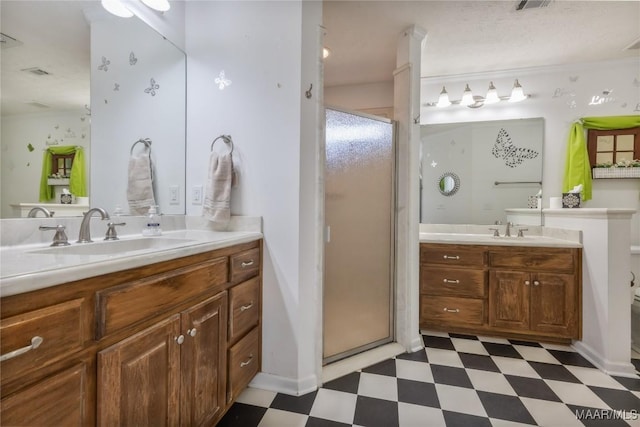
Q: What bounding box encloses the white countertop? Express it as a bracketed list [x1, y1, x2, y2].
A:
[419, 232, 582, 248]
[1, 227, 262, 298]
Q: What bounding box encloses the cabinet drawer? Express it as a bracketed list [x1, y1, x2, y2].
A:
[96, 257, 227, 339]
[421, 244, 485, 267]
[421, 266, 486, 297]
[421, 296, 484, 327]
[229, 277, 260, 343]
[0, 298, 88, 384]
[488, 248, 575, 272]
[227, 327, 259, 403]
[230, 248, 260, 283]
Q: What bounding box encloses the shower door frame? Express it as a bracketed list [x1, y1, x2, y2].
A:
[322, 106, 397, 366]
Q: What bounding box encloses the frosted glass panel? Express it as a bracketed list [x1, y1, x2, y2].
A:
[323, 108, 394, 362]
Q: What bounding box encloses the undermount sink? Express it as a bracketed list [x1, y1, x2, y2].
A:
[30, 237, 196, 256]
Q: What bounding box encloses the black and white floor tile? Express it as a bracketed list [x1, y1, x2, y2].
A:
[219, 332, 640, 426]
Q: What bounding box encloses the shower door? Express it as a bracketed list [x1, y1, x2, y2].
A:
[323, 107, 395, 364]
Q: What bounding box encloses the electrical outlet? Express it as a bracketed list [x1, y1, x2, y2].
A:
[192, 185, 203, 205]
[169, 186, 179, 205]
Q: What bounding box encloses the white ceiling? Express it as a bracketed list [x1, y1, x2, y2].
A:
[323, 0, 640, 87]
[1, 1, 638, 116]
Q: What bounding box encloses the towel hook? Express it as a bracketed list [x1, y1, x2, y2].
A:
[130, 138, 152, 155]
[211, 135, 234, 155]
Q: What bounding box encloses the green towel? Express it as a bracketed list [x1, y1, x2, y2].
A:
[39, 146, 87, 202]
[562, 115, 640, 202]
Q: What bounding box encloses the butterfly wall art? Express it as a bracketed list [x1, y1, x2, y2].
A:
[491, 128, 539, 168]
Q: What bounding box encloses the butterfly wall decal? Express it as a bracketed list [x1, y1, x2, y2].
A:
[129, 52, 138, 66]
[144, 78, 160, 96]
[491, 128, 539, 168]
[98, 56, 110, 72]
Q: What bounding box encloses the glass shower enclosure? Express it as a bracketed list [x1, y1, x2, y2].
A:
[323, 107, 396, 364]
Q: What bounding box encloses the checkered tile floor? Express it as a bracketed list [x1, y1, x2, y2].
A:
[219, 331, 640, 426]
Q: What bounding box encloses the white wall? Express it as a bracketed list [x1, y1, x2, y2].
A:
[1, 110, 90, 217]
[420, 58, 640, 248]
[185, 1, 322, 394]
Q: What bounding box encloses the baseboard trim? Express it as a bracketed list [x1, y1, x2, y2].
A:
[249, 372, 318, 397]
[572, 341, 637, 378]
[321, 342, 406, 384]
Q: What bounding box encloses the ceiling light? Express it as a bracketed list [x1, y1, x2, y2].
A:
[436, 86, 451, 107]
[484, 81, 500, 104]
[323, 47, 331, 59]
[460, 84, 474, 107]
[141, 0, 171, 12]
[101, 0, 133, 17]
[509, 79, 527, 102]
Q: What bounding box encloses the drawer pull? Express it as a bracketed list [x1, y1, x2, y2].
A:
[524, 280, 530, 286]
[443, 308, 460, 313]
[533, 280, 540, 286]
[240, 354, 254, 368]
[240, 301, 254, 312]
[241, 260, 255, 268]
[443, 279, 460, 284]
[187, 328, 197, 337]
[443, 255, 460, 260]
[175, 335, 185, 345]
[0, 336, 44, 362]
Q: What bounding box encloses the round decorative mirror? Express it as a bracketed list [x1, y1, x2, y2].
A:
[437, 172, 460, 196]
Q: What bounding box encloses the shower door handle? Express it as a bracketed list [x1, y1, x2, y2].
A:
[326, 225, 331, 243]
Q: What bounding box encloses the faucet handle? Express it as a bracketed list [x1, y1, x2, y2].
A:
[39, 225, 70, 247]
[488, 227, 500, 237]
[494, 220, 502, 225]
[517, 228, 529, 238]
[104, 222, 126, 241]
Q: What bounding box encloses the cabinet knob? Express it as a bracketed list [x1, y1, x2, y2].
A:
[187, 328, 197, 337]
[175, 335, 185, 345]
[524, 280, 530, 286]
[533, 280, 540, 286]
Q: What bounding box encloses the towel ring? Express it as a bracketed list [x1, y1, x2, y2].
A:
[210, 135, 233, 155]
[131, 138, 152, 155]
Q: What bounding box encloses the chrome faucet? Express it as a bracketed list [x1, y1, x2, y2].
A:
[77, 208, 110, 243]
[28, 206, 54, 218]
[505, 221, 513, 237]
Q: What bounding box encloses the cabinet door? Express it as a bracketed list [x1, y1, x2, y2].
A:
[530, 272, 578, 337]
[1, 361, 90, 426]
[489, 270, 530, 331]
[180, 291, 228, 427]
[97, 315, 181, 427]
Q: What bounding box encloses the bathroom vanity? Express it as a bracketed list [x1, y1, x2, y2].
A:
[0, 230, 262, 426]
[420, 227, 582, 343]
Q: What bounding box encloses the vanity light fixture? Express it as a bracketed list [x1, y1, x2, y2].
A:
[460, 84, 475, 106]
[101, 0, 133, 17]
[425, 79, 529, 108]
[436, 86, 451, 107]
[509, 79, 527, 102]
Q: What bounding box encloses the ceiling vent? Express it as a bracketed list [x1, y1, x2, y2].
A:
[0, 32, 23, 49]
[516, 0, 552, 11]
[21, 67, 51, 76]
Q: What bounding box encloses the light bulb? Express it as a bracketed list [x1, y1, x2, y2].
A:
[436, 86, 451, 107]
[484, 81, 500, 104]
[101, 0, 133, 17]
[509, 79, 527, 102]
[323, 47, 331, 59]
[460, 84, 474, 106]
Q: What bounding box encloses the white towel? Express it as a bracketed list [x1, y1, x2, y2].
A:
[203, 151, 233, 225]
[127, 147, 156, 215]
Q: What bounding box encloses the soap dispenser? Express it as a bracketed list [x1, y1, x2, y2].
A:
[142, 205, 162, 236]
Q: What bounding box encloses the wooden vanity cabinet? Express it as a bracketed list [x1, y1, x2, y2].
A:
[0, 239, 262, 427]
[420, 242, 582, 343]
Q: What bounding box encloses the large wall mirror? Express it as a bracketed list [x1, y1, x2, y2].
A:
[0, 1, 186, 218]
[420, 118, 544, 225]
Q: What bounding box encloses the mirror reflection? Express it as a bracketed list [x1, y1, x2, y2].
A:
[421, 118, 544, 225]
[0, 1, 186, 218]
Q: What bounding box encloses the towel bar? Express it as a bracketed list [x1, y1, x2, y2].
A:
[211, 135, 234, 155]
[130, 138, 152, 155]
